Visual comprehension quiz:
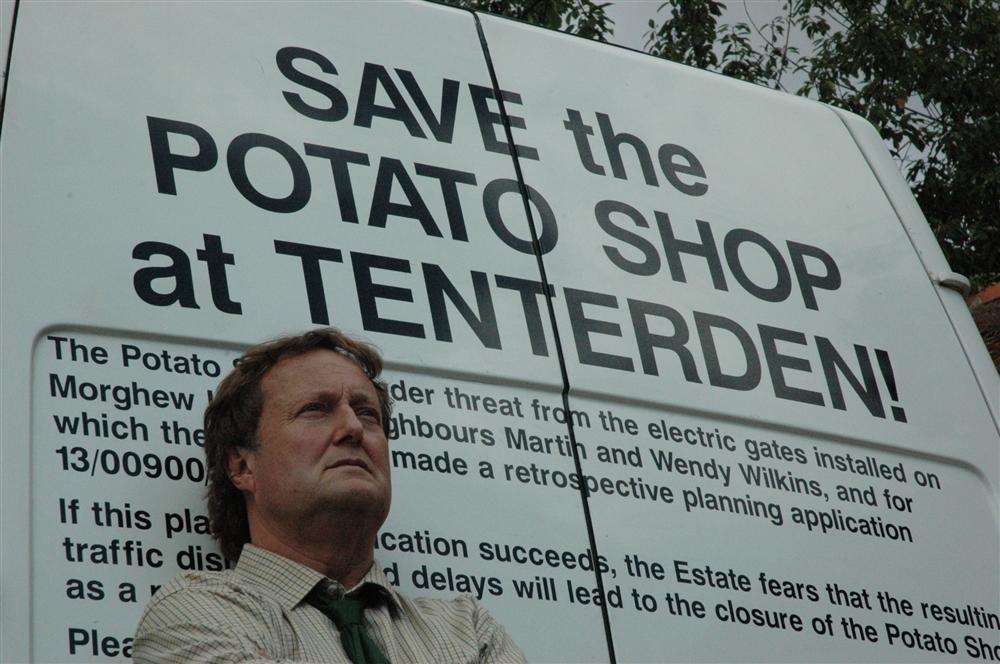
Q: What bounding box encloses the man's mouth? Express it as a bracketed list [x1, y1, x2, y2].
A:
[328, 458, 370, 472]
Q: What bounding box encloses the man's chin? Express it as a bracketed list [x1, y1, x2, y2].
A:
[320, 485, 389, 515]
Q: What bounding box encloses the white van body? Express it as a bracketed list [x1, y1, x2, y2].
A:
[2, 2, 997, 662]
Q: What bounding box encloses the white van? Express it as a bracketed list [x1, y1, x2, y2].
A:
[2, 2, 997, 661]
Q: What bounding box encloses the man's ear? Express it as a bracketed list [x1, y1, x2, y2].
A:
[227, 447, 255, 494]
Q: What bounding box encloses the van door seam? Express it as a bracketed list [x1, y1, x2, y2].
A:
[471, 11, 618, 663]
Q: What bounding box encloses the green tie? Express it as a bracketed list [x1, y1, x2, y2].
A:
[307, 585, 390, 664]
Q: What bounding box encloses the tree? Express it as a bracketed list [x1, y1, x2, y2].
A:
[688, 0, 1000, 292]
[445, 0, 614, 41]
[441, 0, 1000, 290]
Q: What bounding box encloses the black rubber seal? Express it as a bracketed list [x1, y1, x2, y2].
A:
[0, 0, 22, 136]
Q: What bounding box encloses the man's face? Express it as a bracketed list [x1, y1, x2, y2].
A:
[236, 349, 391, 527]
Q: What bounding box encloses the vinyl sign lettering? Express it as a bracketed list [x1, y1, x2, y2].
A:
[136, 45, 907, 424]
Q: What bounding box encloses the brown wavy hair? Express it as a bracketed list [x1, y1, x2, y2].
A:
[203, 328, 392, 562]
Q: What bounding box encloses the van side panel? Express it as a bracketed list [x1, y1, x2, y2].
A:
[833, 108, 1000, 426]
[479, 14, 999, 662]
[1, 3, 608, 661]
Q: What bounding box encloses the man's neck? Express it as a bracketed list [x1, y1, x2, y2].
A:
[247, 512, 378, 589]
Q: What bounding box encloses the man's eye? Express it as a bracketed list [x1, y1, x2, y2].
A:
[356, 407, 380, 422]
[300, 402, 327, 414]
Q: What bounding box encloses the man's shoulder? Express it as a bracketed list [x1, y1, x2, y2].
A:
[407, 592, 477, 613]
[399, 592, 525, 662]
[138, 568, 269, 629]
[398, 591, 496, 628]
[149, 568, 239, 602]
[133, 567, 298, 663]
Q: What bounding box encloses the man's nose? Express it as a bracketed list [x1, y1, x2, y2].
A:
[331, 403, 364, 445]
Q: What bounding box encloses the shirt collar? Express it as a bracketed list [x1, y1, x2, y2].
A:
[235, 544, 399, 613]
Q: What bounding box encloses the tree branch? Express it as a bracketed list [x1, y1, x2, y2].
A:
[822, 3, 853, 32]
[742, 0, 788, 91]
[774, 1, 793, 88]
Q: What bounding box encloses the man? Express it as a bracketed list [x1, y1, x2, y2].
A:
[134, 328, 525, 663]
